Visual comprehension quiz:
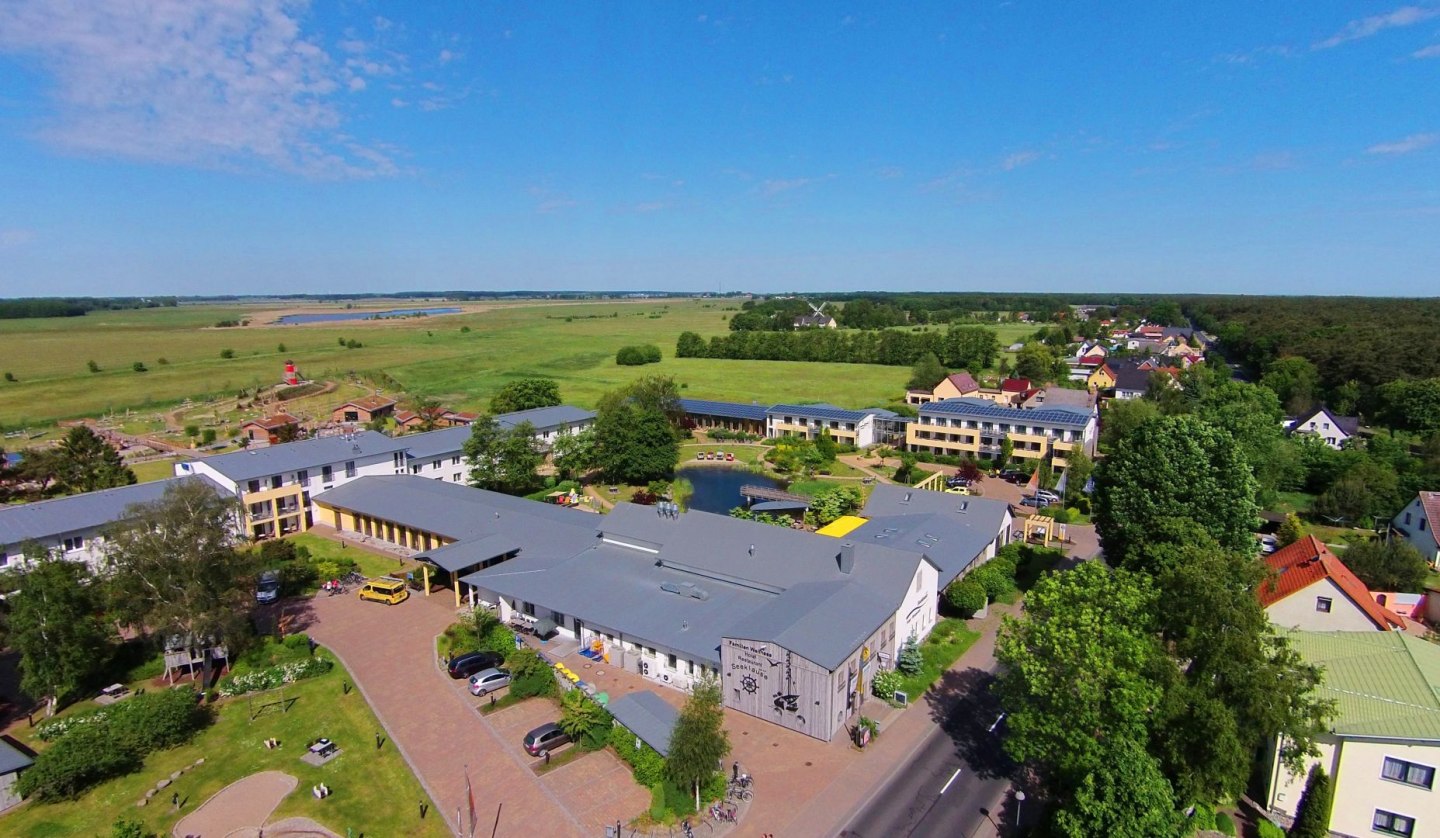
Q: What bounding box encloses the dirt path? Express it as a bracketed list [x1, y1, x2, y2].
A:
[171, 770, 298, 837]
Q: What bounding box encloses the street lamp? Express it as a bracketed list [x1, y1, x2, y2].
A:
[1014, 790, 1026, 828]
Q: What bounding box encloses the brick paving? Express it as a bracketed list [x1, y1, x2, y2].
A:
[170, 770, 298, 837]
[297, 589, 589, 838]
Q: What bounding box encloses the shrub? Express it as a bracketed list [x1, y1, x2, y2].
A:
[17, 722, 140, 801]
[871, 669, 902, 701]
[201, 428, 217, 445]
[1290, 765, 1333, 838]
[1213, 811, 1236, 837]
[131, 362, 146, 373]
[111, 817, 158, 838]
[277, 343, 286, 353]
[506, 648, 556, 698]
[3, 372, 14, 382]
[945, 578, 987, 618]
[616, 344, 662, 366]
[220, 348, 235, 359]
[1255, 820, 1285, 838]
[970, 564, 1015, 601]
[87, 360, 100, 373]
[184, 424, 200, 437]
[107, 688, 208, 754]
[896, 635, 923, 675]
[611, 723, 666, 787]
[157, 357, 169, 365]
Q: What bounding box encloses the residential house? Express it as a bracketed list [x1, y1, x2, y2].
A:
[0, 475, 225, 570]
[679, 398, 770, 436]
[793, 312, 837, 329]
[176, 431, 410, 539]
[906, 371, 981, 406]
[493, 405, 596, 449]
[1392, 492, 1440, 568]
[1107, 359, 1159, 400]
[1287, 407, 1360, 450]
[907, 398, 1097, 470]
[1259, 536, 1406, 631]
[767, 404, 881, 448]
[394, 405, 598, 481]
[438, 410, 478, 427]
[240, 413, 301, 446]
[1264, 631, 1440, 838]
[972, 378, 1033, 407]
[1086, 363, 1117, 392]
[1020, 387, 1097, 412]
[329, 395, 397, 425]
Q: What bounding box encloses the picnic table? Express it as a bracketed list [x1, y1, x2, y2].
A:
[309, 738, 337, 758]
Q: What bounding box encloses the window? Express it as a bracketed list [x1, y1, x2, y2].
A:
[321, 465, 333, 482]
[271, 475, 283, 490]
[1423, 519, 1429, 532]
[1382, 757, 1435, 789]
[1373, 810, 1414, 837]
[297, 469, 308, 485]
[1406, 512, 1413, 525]
[344, 460, 356, 478]
[411, 465, 422, 474]
[248, 479, 261, 493]
[453, 473, 461, 482]
[1316, 597, 1333, 613]
[452, 455, 460, 465]
[62, 536, 85, 552]
[522, 602, 535, 616]
[668, 653, 677, 669]
[645, 646, 656, 657]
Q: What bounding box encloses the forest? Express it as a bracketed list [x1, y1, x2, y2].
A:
[0, 297, 178, 319]
[677, 325, 1001, 370]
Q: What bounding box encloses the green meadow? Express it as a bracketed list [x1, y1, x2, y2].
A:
[0, 299, 942, 427]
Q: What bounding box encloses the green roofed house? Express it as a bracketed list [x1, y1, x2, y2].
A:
[1265, 631, 1440, 837]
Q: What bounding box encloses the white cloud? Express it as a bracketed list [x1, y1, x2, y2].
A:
[1414, 44, 1440, 58]
[438, 48, 455, 64]
[1366, 133, 1438, 155]
[760, 175, 833, 196]
[1000, 150, 1042, 171]
[1314, 6, 1440, 50]
[0, 0, 400, 179]
[348, 76, 366, 92]
[0, 229, 37, 249]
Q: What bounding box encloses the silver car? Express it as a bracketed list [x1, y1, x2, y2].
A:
[468, 667, 511, 696]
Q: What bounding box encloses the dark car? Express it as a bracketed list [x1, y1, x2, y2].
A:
[447, 650, 505, 680]
[945, 476, 974, 488]
[999, 470, 1028, 484]
[523, 722, 571, 756]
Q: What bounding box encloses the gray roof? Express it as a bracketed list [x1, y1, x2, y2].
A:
[1022, 388, 1095, 411]
[314, 476, 597, 559]
[422, 534, 523, 573]
[0, 739, 34, 775]
[678, 398, 770, 422]
[399, 426, 470, 460]
[857, 484, 1012, 587]
[768, 403, 872, 423]
[465, 503, 927, 670]
[1288, 408, 1360, 438]
[919, 398, 1092, 429]
[0, 476, 219, 546]
[729, 580, 896, 670]
[495, 405, 595, 432]
[607, 691, 680, 756]
[1108, 360, 1158, 393]
[399, 406, 594, 460]
[184, 431, 408, 482]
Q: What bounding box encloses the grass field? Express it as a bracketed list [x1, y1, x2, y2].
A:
[129, 458, 181, 484]
[0, 650, 446, 838]
[0, 299, 1035, 428]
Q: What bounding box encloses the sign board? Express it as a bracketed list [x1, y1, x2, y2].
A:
[893, 690, 909, 707]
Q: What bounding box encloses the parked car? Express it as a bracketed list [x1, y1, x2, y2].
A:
[468, 667, 511, 696]
[523, 722, 571, 756]
[358, 576, 409, 605]
[448, 650, 506, 680]
[945, 475, 974, 488]
[1019, 496, 1046, 508]
[1032, 489, 1061, 505]
[944, 485, 972, 496]
[999, 470, 1028, 484]
[255, 570, 281, 604]
[1256, 534, 1279, 555]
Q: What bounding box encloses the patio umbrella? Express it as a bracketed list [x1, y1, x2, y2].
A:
[533, 617, 557, 638]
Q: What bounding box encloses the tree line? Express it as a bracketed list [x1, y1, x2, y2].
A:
[676, 325, 1000, 370]
[0, 297, 178, 319]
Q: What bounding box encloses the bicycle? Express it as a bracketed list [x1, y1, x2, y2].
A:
[727, 787, 753, 802]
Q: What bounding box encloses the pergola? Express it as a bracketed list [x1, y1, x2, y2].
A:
[1020, 513, 1064, 547]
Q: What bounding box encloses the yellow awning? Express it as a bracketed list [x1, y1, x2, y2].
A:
[816, 515, 869, 538]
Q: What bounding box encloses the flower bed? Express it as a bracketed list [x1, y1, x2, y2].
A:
[218, 657, 333, 696]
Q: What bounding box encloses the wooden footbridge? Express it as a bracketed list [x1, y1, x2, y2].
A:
[739, 485, 812, 507]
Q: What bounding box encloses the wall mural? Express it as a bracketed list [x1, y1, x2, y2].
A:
[726, 639, 805, 728]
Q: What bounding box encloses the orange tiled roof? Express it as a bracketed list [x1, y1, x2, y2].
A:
[337, 395, 396, 412]
[1259, 536, 1407, 630]
[244, 413, 299, 430]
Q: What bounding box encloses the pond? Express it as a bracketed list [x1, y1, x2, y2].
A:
[679, 466, 783, 514]
[275, 307, 462, 324]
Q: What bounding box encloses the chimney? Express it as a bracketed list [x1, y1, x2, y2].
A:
[838, 542, 855, 574]
[748, 544, 755, 557]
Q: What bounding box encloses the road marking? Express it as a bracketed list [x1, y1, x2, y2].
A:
[939, 768, 962, 795]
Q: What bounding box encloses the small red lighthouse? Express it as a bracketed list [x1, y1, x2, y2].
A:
[283, 360, 299, 386]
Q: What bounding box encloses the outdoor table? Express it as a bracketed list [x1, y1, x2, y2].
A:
[310, 739, 337, 757]
[101, 683, 127, 698]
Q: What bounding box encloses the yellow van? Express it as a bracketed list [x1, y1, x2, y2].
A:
[358, 576, 409, 605]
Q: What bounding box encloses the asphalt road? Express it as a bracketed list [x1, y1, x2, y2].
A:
[838, 669, 1019, 838]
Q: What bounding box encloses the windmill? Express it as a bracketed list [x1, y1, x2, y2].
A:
[797, 299, 835, 328]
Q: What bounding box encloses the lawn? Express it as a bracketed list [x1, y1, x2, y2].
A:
[895, 618, 982, 701]
[0, 649, 447, 838]
[285, 532, 420, 581]
[0, 299, 915, 427]
[677, 442, 769, 467]
[1269, 491, 1316, 516]
[128, 457, 181, 484]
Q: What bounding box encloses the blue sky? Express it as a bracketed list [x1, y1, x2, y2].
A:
[0, 2, 1437, 297]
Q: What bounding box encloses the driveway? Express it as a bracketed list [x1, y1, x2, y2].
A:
[291, 589, 589, 838]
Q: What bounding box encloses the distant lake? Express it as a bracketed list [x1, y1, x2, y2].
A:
[681, 466, 783, 514]
[275, 307, 462, 324]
